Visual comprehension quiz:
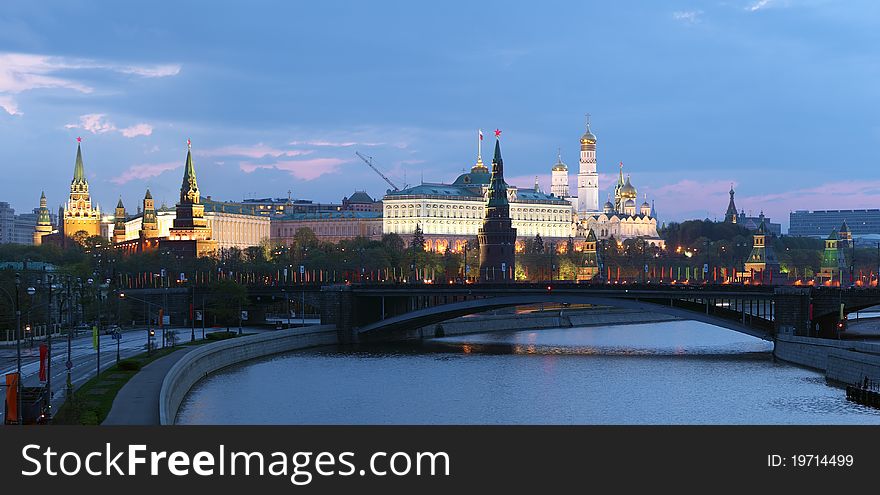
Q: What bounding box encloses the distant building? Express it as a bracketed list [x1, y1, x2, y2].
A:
[2, 197, 57, 245]
[271, 211, 383, 244]
[789, 209, 880, 243]
[382, 135, 572, 254]
[238, 196, 342, 216]
[114, 142, 269, 256]
[117, 195, 270, 254]
[0, 202, 17, 244]
[342, 191, 381, 212]
[722, 186, 782, 236]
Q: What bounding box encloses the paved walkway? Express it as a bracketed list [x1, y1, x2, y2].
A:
[102, 348, 193, 425]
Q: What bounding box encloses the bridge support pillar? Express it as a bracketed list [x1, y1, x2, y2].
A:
[321, 285, 357, 344]
[773, 287, 811, 337]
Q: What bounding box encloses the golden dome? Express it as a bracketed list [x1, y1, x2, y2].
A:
[551, 151, 567, 172]
[620, 175, 637, 198]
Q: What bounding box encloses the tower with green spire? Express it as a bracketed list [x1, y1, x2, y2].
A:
[63, 138, 101, 238]
[164, 140, 217, 257]
[113, 198, 127, 244]
[577, 228, 601, 281]
[33, 191, 54, 245]
[743, 217, 782, 283]
[478, 134, 517, 281]
[140, 189, 159, 240]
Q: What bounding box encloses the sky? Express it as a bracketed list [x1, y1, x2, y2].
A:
[1, 0, 879, 231]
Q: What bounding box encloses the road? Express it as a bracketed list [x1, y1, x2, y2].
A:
[0, 325, 271, 424]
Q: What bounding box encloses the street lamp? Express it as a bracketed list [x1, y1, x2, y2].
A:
[15, 274, 22, 424]
[118, 292, 161, 355]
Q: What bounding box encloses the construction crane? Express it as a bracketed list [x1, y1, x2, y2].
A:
[356, 151, 400, 191]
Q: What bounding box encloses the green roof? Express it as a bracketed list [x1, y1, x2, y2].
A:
[487, 138, 509, 208]
[72, 143, 86, 184]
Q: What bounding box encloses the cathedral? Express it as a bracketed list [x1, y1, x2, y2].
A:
[565, 121, 663, 248]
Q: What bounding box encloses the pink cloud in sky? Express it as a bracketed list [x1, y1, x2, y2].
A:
[202, 143, 313, 159]
[65, 113, 153, 138]
[240, 158, 348, 180]
[288, 140, 384, 147]
[120, 123, 153, 137]
[110, 162, 180, 185]
[66, 113, 115, 134]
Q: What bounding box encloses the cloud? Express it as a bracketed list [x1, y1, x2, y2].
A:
[120, 123, 153, 138]
[65, 113, 153, 138]
[746, 0, 772, 12]
[0, 95, 21, 116]
[202, 143, 313, 159]
[288, 140, 384, 147]
[239, 158, 349, 180]
[672, 10, 703, 24]
[110, 162, 180, 185]
[0, 52, 180, 115]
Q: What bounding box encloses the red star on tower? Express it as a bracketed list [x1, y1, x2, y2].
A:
[494, 129, 502, 138]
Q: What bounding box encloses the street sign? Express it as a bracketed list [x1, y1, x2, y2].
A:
[645, 264, 649, 273]
[299, 265, 305, 274]
[65, 360, 72, 370]
[703, 263, 709, 273]
[195, 310, 203, 321]
[241, 310, 249, 321]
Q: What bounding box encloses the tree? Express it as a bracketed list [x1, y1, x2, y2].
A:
[208, 280, 248, 331]
[411, 224, 425, 253]
[532, 234, 544, 254]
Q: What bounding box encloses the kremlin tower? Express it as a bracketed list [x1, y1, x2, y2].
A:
[32, 191, 53, 245]
[576, 116, 599, 215]
[478, 131, 517, 281]
[162, 140, 217, 257]
[63, 138, 101, 239]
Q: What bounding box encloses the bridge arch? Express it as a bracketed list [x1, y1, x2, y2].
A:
[356, 294, 773, 341]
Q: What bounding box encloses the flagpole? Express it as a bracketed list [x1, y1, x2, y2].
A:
[478, 129, 482, 161]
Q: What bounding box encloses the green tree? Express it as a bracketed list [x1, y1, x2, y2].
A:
[208, 280, 247, 331]
[532, 234, 544, 254]
[411, 225, 425, 253]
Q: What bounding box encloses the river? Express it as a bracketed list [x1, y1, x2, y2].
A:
[176, 320, 880, 424]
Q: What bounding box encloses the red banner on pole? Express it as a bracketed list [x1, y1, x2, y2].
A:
[38, 343, 48, 382]
[5, 373, 19, 423]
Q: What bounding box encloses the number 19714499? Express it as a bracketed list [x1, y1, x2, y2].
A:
[768, 454, 854, 467]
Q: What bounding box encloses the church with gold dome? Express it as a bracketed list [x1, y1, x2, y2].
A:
[574, 161, 663, 248]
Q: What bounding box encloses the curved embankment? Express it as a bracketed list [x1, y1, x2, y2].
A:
[159, 308, 683, 424]
[159, 326, 338, 425]
[774, 334, 880, 385]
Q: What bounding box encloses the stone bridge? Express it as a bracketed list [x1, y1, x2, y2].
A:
[121, 284, 880, 343]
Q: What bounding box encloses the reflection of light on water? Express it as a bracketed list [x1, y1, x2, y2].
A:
[512, 344, 538, 355]
[462, 344, 472, 354]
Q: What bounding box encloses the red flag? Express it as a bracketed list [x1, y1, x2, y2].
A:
[39, 343, 48, 382]
[479, 129, 483, 141]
